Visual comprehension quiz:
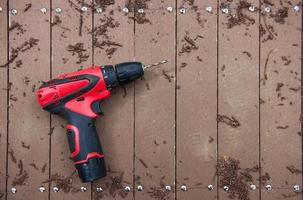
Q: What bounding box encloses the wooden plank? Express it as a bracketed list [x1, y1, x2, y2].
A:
[91, 1, 135, 200]
[260, 1, 302, 199]
[50, 0, 92, 199]
[0, 0, 8, 199]
[176, 1, 218, 200]
[218, 1, 260, 200]
[7, 1, 50, 199]
[134, 0, 175, 199]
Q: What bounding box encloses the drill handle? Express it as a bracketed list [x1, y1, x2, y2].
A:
[65, 110, 107, 182]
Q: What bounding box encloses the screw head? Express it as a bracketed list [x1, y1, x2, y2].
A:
[249, 5, 256, 12]
[293, 5, 300, 12]
[96, 187, 103, 192]
[208, 185, 214, 191]
[223, 186, 229, 192]
[206, 6, 212, 12]
[38, 186, 46, 192]
[0, 7, 3, 12]
[124, 186, 131, 192]
[294, 185, 300, 192]
[11, 187, 17, 193]
[122, 7, 129, 13]
[53, 186, 59, 192]
[166, 7, 173, 12]
[80, 186, 87, 192]
[165, 185, 171, 191]
[40, 8, 47, 14]
[181, 185, 187, 191]
[96, 7, 102, 13]
[11, 9, 17, 15]
[179, 8, 186, 14]
[264, 7, 271, 13]
[81, 6, 88, 12]
[138, 8, 144, 13]
[137, 185, 143, 191]
[250, 184, 256, 191]
[55, 7, 62, 13]
[265, 185, 272, 191]
[222, 8, 229, 14]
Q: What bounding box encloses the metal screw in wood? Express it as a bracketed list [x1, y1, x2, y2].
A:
[165, 185, 171, 191]
[96, 7, 102, 13]
[53, 186, 59, 192]
[264, 7, 271, 13]
[80, 186, 87, 192]
[122, 7, 129, 13]
[11, 9, 17, 15]
[223, 186, 229, 192]
[265, 185, 272, 191]
[55, 7, 62, 14]
[137, 185, 143, 191]
[81, 6, 88, 12]
[206, 6, 212, 13]
[0, 7, 3, 13]
[249, 5, 256, 12]
[11, 187, 17, 194]
[96, 187, 103, 192]
[124, 186, 131, 192]
[166, 7, 173, 12]
[207, 185, 214, 191]
[40, 8, 47, 14]
[293, 5, 300, 12]
[138, 9, 144, 13]
[294, 185, 300, 192]
[222, 8, 229, 14]
[250, 184, 256, 191]
[38, 186, 46, 192]
[179, 8, 186, 14]
[181, 185, 187, 191]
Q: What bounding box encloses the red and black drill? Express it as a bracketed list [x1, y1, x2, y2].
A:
[36, 61, 166, 182]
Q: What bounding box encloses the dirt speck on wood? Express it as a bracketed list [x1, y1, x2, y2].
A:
[67, 43, 89, 64]
[147, 181, 169, 200]
[217, 114, 240, 128]
[286, 165, 302, 175]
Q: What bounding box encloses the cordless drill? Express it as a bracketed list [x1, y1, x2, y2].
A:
[36, 62, 152, 182]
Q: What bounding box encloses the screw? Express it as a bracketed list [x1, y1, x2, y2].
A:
[55, 7, 62, 13]
[11, 9, 17, 15]
[264, 6, 271, 13]
[96, 187, 103, 192]
[165, 185, 171, 191]
[250, 185, 256, 191]
[80, 186, 87, 192]
[206, 6, 212, 12]
[11, 187, 17, 193]
[122, 7, 129, 13]
[40, 8, 47, 14]
[137, 185, 143, 191]
[138, 9, 144, 13]
[223, 186, 229, 192]
[81, 6, 88, 12]
[166, 7, 173, 12]
[0, 7, 3, 12]
[208, 185, 214, 191]
[38, 186, 46, 192]
[265, 185, 272, 191]
[124, 186, 131, 192]
[96, 7, 102, 13]
[294, 185, 300, 192]
[53, 186, 59, 192]
[249, 5, 256, 12]
[222, 8, 229, 14]
[293, 5, 300, 12]
[179, 8, 186, 14]
[181, 185, 187, 191]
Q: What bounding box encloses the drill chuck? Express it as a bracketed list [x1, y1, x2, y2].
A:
[102, 62, 144, 89]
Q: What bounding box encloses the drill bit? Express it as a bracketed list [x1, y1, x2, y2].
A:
[143, 60, 168, 70]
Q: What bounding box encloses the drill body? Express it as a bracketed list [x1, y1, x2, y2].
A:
[36, 62, 144, 182]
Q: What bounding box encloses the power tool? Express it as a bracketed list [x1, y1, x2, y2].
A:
[35, 61, 167, 182]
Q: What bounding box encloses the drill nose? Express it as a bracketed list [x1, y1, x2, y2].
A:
[115, 62, 144, 85]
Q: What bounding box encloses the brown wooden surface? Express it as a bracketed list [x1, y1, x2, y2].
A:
[176, 0, 218, 200]
[0, 1, 302, 200]
[260, 0, 302, 199]
[0, 0, 7, 199]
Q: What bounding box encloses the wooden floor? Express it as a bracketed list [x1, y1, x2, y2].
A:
[0, 0, 302, 199]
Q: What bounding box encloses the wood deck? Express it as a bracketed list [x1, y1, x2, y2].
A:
[0, 0, 302, 200]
